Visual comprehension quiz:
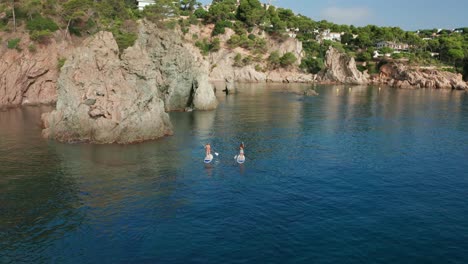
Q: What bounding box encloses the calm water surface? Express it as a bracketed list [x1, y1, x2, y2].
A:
[1, 85, 468, 263]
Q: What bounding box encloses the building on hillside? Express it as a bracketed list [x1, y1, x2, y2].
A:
[285, 28, 299, 38]
[376, 41, 409, 51]
[138, 0, 155, 10]
[316, 29, 342, 42]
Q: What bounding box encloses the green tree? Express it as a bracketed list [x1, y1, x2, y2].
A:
[10, 0, 17, 32]
[142, 0, 178, 23]
[24, 0, 42, 20]
[356, 51, 372, 62]
[194, 8, 208, 19]
[341, 32, 354, 45]
[354, 32, 373, 48]
[300, 57, 324, 74]
[236, 0, 265, 27]
[62, 0, 93, 37]
[206, 0, 236, 23]
[268, 50, 281, 69]
[180, 0, 198, 11]
[380, 46, 394, 54]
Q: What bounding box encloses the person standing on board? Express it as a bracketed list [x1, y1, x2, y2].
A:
[239, 142, 245, 158]
[205, 143, 211, 158]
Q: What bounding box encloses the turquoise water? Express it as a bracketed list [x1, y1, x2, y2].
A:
[1, 84, 468, 263]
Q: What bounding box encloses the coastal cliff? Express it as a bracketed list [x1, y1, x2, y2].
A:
[188, 26, 314, 84]
[42, 21, 219, 144]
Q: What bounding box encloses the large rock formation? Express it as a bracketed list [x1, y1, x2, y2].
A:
[124, 20, 217, 111]
[0, 38, 64, 109]
[376, 62, 468, 90]
[318, 47, 369, 84]
[42, 21, 219, 144]
[42, 31, 173, 144]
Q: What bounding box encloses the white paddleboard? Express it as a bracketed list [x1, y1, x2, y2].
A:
[204, 154, 214, 163]
[236, 155, 245, 164]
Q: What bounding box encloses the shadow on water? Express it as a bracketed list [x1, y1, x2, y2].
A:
[0, 107, 84, 263]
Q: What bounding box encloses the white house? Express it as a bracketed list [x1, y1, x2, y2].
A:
[317, 29, 342, 42]
[376, 41, 409, 51]
[138, 0, 155, 10]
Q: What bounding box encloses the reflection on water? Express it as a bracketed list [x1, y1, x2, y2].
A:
[1, 85, 468, 263]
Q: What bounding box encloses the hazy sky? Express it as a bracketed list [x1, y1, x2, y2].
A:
[198, 0, 467, 30]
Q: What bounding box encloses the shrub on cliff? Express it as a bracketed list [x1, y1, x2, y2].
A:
[268, 51, 281, 69]
[195, 38, 220, 56]
[7, 38, 21, 50]
[300, 57, 324, 74]
[279, 52, 297, 68]
[212, 20, 232, 36]
[26, 16, 58, 32]
[30, 30, 53, 44]
[194, 8, 208, 19]
[114, 31, 137, 52]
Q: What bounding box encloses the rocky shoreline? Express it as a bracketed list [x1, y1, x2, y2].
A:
[1, 22, 467, 143]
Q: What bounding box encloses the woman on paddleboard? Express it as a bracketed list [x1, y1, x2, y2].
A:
[239, 142, 245, 158]
[205, 143, 211, 157]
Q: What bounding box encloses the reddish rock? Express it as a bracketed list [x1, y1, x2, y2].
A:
[376, 62, 468, 90]
[0, 38, 67, 108]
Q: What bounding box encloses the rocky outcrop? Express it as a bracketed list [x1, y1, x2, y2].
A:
[318, 47, 369, 85]
[124, 21, 217, 112]
[375, 62, 468, 90]
[42, 20, 220, 144]
[0, 38, 65, 109]
[42, 32, 173, 144]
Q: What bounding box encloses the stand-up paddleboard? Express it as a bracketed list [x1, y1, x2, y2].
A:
[204, 154, 214, 163]
[235, 155, 245, 164]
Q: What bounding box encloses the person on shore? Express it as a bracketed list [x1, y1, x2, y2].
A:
[205, 143, 211, 157]
[239, 142, 245, 158]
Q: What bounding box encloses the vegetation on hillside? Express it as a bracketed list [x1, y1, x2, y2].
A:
[0, 0, 467, 78]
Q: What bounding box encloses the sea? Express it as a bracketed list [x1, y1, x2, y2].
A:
[1, 84, 467, 263]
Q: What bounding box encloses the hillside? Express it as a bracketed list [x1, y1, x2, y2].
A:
[1, 0, 467, 77]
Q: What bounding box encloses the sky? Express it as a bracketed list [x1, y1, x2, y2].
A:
[198, 0, 468, 30]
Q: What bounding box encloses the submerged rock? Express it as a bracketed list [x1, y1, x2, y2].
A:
[304, 89, 319, 96]
[42, 32, 173, 144]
